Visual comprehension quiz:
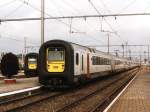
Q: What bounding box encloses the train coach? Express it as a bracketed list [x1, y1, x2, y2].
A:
[24, 53, 38, 77]
[38, 40, 139, 87]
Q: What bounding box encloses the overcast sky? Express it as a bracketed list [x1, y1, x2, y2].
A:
[0, 0, 150, 59]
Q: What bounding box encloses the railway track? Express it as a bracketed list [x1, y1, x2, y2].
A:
[0, 88, 62, 112]
[0, 89, 42, 104]
[89, 70, 139, 112]
[0, 86, 41, 101]
[55, 69, 139, 112]
[0, 85, 82, 112]
[0, 68, 139, 112]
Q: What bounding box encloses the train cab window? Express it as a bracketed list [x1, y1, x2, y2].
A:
[28, 58, 37, 64]
[47, 47, 65, 61]
[76, 53, 79, 65]
[28, 58, 37, 69]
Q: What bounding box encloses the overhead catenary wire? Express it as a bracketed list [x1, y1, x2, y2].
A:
[0, 0, 17, 9]
[88, 0, 127, 48]
[1, 12, 150, 45]
[4, 2, 25, 18]
[88, 0, 119, 36]
[87, 44, 150, 47]
[0, 33, 39, 45]
[98, 0, 122, 34]
[118, 0, 137, 14]
[61, 0, 81, 15]
[18, 0, 82, 33]
[0, 1, 149, 47]
[19, 0, 106, 44]
[1, 0, 104, 48]
[98, 0, 112, 13]
[0, 0, 149, 58]
[18, 0, 103, 45]
[61, 0, 109, 44]
[48, 0, 64, 16]
[50, 0, 78, 15]
[144, 1, 150, 13]
[88, 0, 132, 45]
[68, 18, 105, 44]
[1, 13, 150, 22]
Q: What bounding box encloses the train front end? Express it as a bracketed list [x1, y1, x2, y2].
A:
[24, 53, 38, 77]
[38, 40, 74, 87]
[28, 58, 37, 70]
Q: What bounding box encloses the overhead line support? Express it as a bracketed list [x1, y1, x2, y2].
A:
[1, 13, 150, 22]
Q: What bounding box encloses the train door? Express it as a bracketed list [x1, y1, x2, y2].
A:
[87, 53, 90, 78]
[75, 52, 80, 75]
[81, 54, 84, 72]
[111, 58, 115, 72]
[79, 53, 86, 74]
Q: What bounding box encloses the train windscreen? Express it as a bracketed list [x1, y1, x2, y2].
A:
[28, 58, 36, 64]
[47, 47, 65, 61]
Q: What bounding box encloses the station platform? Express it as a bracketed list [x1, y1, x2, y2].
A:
[106, 68, 150, 112]
[0, 77, 39, 94]
[0, 72, 25, 80]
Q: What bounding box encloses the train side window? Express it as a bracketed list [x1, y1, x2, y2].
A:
[76, 53, 79, 65]
[100, 58, 102, 65]
[106, 59, 108, 65]
[101, 58, 103, 65]
[92, 56, 96, 65]
[97, 57, 98, 65]
[108, 59, 110, 65]
[105, 59, 107, 65]
[103, 58, 105, 65]
[98, 57, 100, 65]
[108, 60, 110, 65]
[97, 57, 99, 65]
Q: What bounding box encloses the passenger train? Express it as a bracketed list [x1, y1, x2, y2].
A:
[38, 40, 139, 87]
[24, 53, 38, 77]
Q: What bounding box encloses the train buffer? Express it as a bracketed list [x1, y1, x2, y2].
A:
[104, 68, 150, 112]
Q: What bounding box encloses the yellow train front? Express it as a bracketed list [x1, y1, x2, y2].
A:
[24, 53, 38, 77]
[46, 47, 65, 73]
[38, 40, 74, 87]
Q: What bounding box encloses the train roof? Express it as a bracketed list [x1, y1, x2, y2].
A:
[46, 39, 135, 62]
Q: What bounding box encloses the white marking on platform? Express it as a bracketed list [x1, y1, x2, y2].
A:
[0, 86, 41, 97]
[103, 73, 138, 112]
